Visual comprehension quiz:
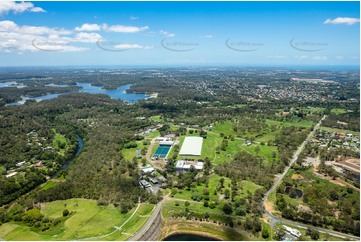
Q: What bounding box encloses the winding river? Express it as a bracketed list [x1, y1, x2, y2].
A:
[51, 134, 83, 179]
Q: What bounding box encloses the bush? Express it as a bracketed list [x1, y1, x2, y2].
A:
[62, 209, 69, 217]
[222, 203, 233, 215]
[262, 227, 270, 238]
[235, 208, 246, 216]
[52, 218, 61, 226]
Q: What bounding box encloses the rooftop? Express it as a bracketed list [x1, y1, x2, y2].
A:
[179, 137, 203, 156]
[176, 160, 204, 170]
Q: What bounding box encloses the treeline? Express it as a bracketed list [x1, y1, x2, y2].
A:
[322, 112, 360, 132]
[1, 93, 157, 210]
[215, 152, 274, 189]
[276, 172, 360, 236]
[0, 86, 80, 106]
[274, 126, 309, 172]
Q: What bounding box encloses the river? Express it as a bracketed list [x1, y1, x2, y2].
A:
[51, 134, 83, 179]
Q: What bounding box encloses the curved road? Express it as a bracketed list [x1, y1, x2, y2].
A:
[263, 115, 359, 241]
[127, 196, 164, 241]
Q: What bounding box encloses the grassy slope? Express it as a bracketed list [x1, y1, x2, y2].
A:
[0, 199, 155, 241]
[52, 129, 71, 156]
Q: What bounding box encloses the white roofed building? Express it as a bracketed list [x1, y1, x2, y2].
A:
[179, 137, 203, 156]
[175, 160, 204, 172]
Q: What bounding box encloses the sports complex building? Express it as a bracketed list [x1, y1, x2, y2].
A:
[179, 137, 203, 156]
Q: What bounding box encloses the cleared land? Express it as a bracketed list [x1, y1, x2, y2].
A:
[0, 198, 155, 241]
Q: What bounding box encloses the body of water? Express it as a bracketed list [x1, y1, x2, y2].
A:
[77, 83, 148, 102]
[52, 134, 83, 179]
[164, 234, 220, 241]
[7, 93, 69, 106]
[4, 83, 148, 105]
[0, 81, 26, 88]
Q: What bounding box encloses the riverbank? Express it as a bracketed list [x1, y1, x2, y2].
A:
[159, 218, 249, 241]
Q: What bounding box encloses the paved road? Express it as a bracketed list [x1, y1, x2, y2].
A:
[263, 115, 326, 201]
[264, 209, 360, 240]
[263, 115, 360, 240]
[127, 197, 164, 241]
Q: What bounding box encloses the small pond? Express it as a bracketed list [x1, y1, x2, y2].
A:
[164, 233, 220, 241]
[285, 186, 303, 198]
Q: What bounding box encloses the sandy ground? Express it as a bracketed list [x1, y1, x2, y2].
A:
[264, 200, 275, 213]
[291, 174, 304, 180]
[345, 158, 360, 165]
[297, 204, 312, 212]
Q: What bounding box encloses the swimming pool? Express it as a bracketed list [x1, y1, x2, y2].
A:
[153, 145, 171, 158]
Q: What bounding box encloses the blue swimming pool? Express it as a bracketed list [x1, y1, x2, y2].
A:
[153, 145, 171, 158]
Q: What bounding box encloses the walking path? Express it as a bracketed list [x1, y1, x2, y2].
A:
[127, 195, 166, 241]
[80, 197, 141, 241]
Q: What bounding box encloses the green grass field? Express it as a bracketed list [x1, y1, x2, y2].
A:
[266, 119, 313, 128]
[170, 174, 262, 206]
[148, 115, 162, 122]
[0, 165, 5, 174]
[41, 181, 58, 191]
[212, 122, 237, 136]
[0, 199, 155, 241]
[171, 118, 284, 166]
[51, 129, 71, 156]
[122, 140, 146, 162]
[330, 108, 347, 115]
[319, 127, 359, 136]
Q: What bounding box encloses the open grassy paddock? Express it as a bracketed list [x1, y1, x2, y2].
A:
[51, 129, 71, 156]
[0, 199, 155, 241]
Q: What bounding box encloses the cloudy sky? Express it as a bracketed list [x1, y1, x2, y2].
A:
[0, 1, 359, 67]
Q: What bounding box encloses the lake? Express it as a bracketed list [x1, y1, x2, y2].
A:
[77, 83, 148, 102]
[164, 233, 220, 241]
[0, 81, 26, 88]
[4, 83, 148, 105]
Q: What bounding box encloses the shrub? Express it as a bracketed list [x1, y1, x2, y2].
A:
[62, 209, 69, 217]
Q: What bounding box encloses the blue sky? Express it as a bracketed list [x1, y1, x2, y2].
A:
[0, 1, 359, 67]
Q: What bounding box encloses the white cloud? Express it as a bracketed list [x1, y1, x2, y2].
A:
[312, 56, 327, 61]
[0, 20, 96, 53]
[203, 35, 215, 39]
[267, 55, 287, 59]
[30, 7, 46, 13]
[72, 32, 101, 43]
[295, 55, 309, 60]
[295, 55, 327, 61]
[0, 20, 71, 35]
[106, 25, 148, 33]
[130, 16, 139, 20]
[336, 56, 344, 60]
[324, 17, 360, 25]
[0, 1, 45, 15]
[160, 30, 175, 37]
[114, 43, 152, 49]
[75, 23, 101, 32]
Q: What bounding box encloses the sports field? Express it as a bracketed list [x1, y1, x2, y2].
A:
[153, 145, 171, 158]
